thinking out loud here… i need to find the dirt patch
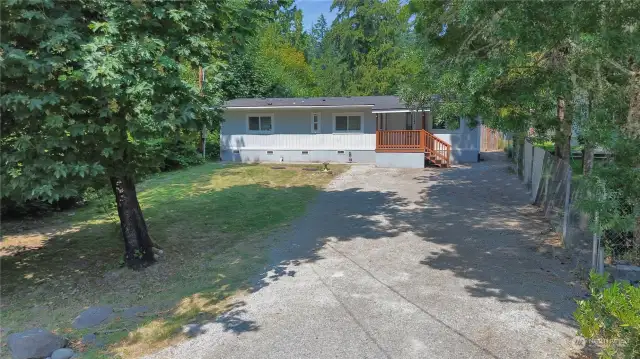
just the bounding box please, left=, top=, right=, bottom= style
left=1, top=225, right=82, bottom=256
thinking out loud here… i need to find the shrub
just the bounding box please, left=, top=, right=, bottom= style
left=205, top=127, right=221, bottom=160
left=1, top=196, right=84, bottom=218
left=574, top=271, right=640, bottom=359
left=162, top=139, right=204, bottom=171
left=506, top=144, right=514, bottom=158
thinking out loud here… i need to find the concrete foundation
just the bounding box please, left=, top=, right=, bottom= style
left=221, top=149, right=375, bottom=164
left=375, top=152, right=425, bottom=168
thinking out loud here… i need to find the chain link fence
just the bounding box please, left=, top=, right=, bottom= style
left=509, top=139, right=640, bottom=282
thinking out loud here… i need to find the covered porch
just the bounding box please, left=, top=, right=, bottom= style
left=373, top=110, right=451, bottom=167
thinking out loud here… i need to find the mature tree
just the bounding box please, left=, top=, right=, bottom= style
left=312, top=14, right=328, bottom=46
left=222, top=53, right=273, bottom=99
left=321, top=0, right=412, bottom=95
left=408, top=0, right=640, bottom=247
left=247, top=5, right=317, bottom=97
left=309, top=14, right=329, bottom=60
left=1, top=0, right=266, bottom=267
left=578, top=0, right=640, bottom=245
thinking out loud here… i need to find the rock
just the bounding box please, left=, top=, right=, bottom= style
left=51, top=348, right=75, bottom=359
left=122, top=306, right=149, bottom=319
left=72, top=306, right=113, bottom=329
left=81, top=333, right=96, bottom=345
left=7, top=328, right=66, bottom=359
left=611, top=264, right=640, bottom=283
left=182, top=324, right=202, bottom=338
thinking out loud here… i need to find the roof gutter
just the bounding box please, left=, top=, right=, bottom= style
left=372, top=109, right=430, bottom=114
left=223, top=105, right=375, bottom=110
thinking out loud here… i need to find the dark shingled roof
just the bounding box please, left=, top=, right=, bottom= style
left=224, top=96, right=408, bottom=111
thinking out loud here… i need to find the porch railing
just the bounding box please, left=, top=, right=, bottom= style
left=375, top=130, right=423, bottom=151
left=423, top=130, right=451, bottom=164
left=376, top=129, right=451, bottom=165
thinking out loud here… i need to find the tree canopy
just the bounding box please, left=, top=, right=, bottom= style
left=1, top=0, right=279, bottom=266
left=407, top=0, right=639, bottom=244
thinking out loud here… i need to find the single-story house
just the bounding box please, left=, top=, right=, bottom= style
left=220, top=96, right=481, bottom=168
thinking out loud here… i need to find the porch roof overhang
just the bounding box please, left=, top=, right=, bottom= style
left=372, top=109, right=431, bottom=114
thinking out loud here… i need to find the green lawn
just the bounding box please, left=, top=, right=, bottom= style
left=533, top=140, right=556, bottom=153
left=1, top=163, right=347, bottom=358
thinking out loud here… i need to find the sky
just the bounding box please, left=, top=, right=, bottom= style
left=294, top=0, right=337, bottom=30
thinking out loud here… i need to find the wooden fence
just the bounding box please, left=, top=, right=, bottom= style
left=481, top=125, right=507, bottom=152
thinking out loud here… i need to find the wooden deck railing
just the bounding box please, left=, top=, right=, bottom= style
left=423, top=130, right=451, bottom=164
left=376, top=130, right=423, bottom=151
left=376, top=129, right=451, bottom=165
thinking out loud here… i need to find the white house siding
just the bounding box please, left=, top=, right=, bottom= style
left=428, top=118, right=480, bottom=163
left=221, top=134, right=375, bottom=151
left=219, top=107, right=480, bottom=165
left=220, top=108, right=377, bottom=163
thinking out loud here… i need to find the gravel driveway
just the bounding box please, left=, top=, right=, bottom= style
left=148, top=154, right=583, bottom=359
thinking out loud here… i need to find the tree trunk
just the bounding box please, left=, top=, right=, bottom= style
left=635, top=216, right=640, bottom=250
left=580, top=96, right=594, bottom=230
left=110, top=176, right=156, bottom=269
left=627, top=69, right=640, bottom=247
left=582, top=144, right=594, bottom=176
left=555, top=96, right=572, bottom=159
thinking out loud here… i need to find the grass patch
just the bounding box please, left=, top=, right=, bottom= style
left=1, top=163, right=347, bottom=358
left=532, top=140, right=556, bottom=153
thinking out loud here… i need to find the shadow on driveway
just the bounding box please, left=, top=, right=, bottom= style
left=250, top=154, right=582, bottom=328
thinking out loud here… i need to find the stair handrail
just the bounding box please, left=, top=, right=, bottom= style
left=421, top=129, right=451, bottom=164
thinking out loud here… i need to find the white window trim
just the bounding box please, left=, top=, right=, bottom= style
left=246, top=113, right=275, bottom=134
left=429, top=117, right=464, bottom=134
left=311, top=112, right=321, bottom=134
left=332, top=112, right=364, bottom=133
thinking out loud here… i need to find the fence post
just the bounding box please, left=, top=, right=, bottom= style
left=592, top=211, right=600, bottom=271
left=529, top=142, right=535, bottom=188
left=597, top=246, right=605, bottom=275
left=592, top=232, right=599, bottom=270
left=562, top=166, right=572, bottom=244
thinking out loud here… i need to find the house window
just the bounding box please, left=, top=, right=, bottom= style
left=247, top=114, right=273, bottom=133
left=405, top=113, right=413, bottom=130
left=334, top=113, right=362, bottom=132
left=311, top=113, right=321, bottom=133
